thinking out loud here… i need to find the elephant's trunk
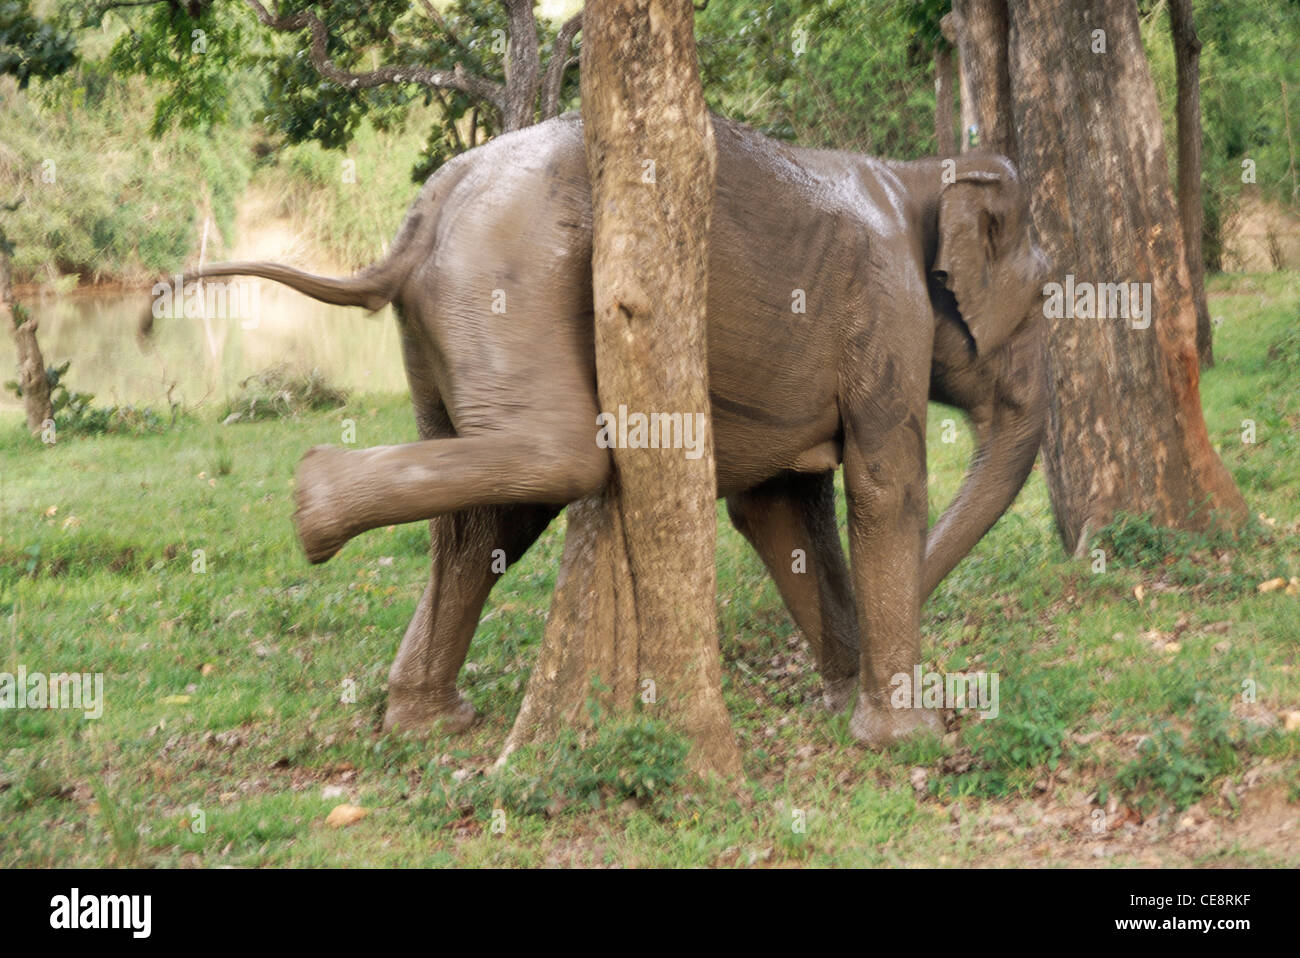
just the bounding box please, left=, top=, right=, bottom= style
left=922, top=323, right=1046, bottom=601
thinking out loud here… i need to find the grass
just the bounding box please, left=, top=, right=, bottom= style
left=0, top=272, right=1297, bottom=867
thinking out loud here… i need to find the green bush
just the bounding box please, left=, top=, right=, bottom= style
left=418, top=714, right=691, bottom=829
left=940, top=681, right=1091, bottom=798
left=220, top=365, right=349, bottom=423
left=4, top=356, right=174, bottom=436
left=1112, top=691, right=1275, bottom=813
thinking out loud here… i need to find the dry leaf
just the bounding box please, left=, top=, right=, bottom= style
left=161, top=694, right=191, bottom=705
left=1258, top=577, right=1287, bottom=593
left=326, top=804, right=368, bottom=828
left=1283, top=711, right=1300, bottom=732
left=1134, top=585, right=1146, bottom=602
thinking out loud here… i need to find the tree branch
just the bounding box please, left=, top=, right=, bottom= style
left=241, top=0, right=504, bottom=112
left=541, top=12, right=582, bottom=119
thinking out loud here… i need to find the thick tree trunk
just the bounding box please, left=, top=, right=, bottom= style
left=934, top=42, right=956, bottom=156
left=950, top=0, right=1016, bottom=160
left=998, top=0, right=1246, bottom=554
left=501, top=0, right=741, bottom=777
left=1169, top=0, right=1213, bottom=367
left=3, top=253, right=52, bottom=436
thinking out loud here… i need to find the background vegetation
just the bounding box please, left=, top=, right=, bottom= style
left=1, top=0, right=1294, bottom=284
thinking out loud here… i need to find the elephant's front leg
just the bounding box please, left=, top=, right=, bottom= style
left=842, top=408, right=943, bottom=747
left=726, top=471, right=859, bottom=712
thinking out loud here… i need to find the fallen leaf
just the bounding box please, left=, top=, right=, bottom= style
left=1283, top=711, right=1300, bottom=732
left=1134, top=585, right=1146, bottom=602
left=1258, top=577, right=1287, bottom=593
left=326, top=804, right=368, bottom=828
left=161, top=694, right=192, bottom=705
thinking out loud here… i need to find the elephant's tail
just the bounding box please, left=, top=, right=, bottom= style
left=136, top=161, right=464, bottom=338
left=137, top=235, right=416, bottom=337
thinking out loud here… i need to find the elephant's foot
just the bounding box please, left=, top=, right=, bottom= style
left=293, top=445, right=362, bottom=563
left=382, top=686, right=478, bottom=735
left=848, top=692, right=943, bottom=748
left=822, top=674, right=858, bottom=714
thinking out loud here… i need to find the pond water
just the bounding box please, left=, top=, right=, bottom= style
left=1, top=283, right=409, bottom=414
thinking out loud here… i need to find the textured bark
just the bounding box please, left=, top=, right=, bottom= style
left=934, top=42, right=956, bottom=156
left=3, top=253, right=52, bottom=436
left=1169, top=0, right=1213, bottom=367
left=999, top=0, right=1246, bottom=554
left=951, top=0, right=1016, bottom=159
left=502, top=0, right=542, bottom=131
left=502, top=0, right=740, bottom=777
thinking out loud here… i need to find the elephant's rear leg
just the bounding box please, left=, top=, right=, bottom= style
left=726, top=471, right=860, bottom=713
left=384, top=503, right=557, bottom=733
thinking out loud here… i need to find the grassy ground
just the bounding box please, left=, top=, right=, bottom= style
left=1, top=272, right=1297, bottom=867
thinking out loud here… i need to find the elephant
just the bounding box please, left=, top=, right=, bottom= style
left=163, top=112, right=1049, bottom=747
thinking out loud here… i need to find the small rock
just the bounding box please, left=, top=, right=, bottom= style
left=1283, top=710, right=1300, bottom=732
left=322, top=785, right=347, bottom=800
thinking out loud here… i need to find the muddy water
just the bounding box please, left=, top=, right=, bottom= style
left=1, top=283, right=408, bottom=413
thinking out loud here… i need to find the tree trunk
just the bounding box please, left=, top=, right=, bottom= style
left=950, top=0, right=1016, bottom=159
left=2, top=252, right=52, bottom=436
left=502, top=0, right=541, bottom=131
left=1169, top=0, right=1213, bottom=367
left=501, top=0, right=741, bottom=778
left=997, top=0, right=1246, bottom=554
left=934, top=42, right=956, bottom=156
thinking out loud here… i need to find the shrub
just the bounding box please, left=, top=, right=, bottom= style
left=417, top=714, right=690, bottom=829
left=220, top=364, right=348, bottom=422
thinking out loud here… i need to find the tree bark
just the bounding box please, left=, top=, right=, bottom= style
left=501, top=0, right=741, bottom=777
left=1169, top=0, right=1213, bottom=367
left=3, top=252, right=52, bottom=436
left=934, top=41, right=956, bottom=156
left=997, top=0, right=1246, bottom=554
left=502, top=0, right=542, bottom=131
left=950, top=0, right=1016, bottom=159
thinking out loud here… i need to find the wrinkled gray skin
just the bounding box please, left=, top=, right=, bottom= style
left=179, top=113, right=1048, bottom=747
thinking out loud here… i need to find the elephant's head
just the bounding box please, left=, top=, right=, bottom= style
left=923, top=154, right=1050, bottom=598
left=932, top=154, right=1048, bottom=357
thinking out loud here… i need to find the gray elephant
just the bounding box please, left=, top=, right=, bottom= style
left=167, top=113, right=1048, bottom=747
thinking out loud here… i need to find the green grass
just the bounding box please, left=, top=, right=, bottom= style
left=1, top=272, right=1298, bottom=867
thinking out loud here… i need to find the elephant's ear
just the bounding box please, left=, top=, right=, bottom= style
left=933, top=169, right=1017, bottom=357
